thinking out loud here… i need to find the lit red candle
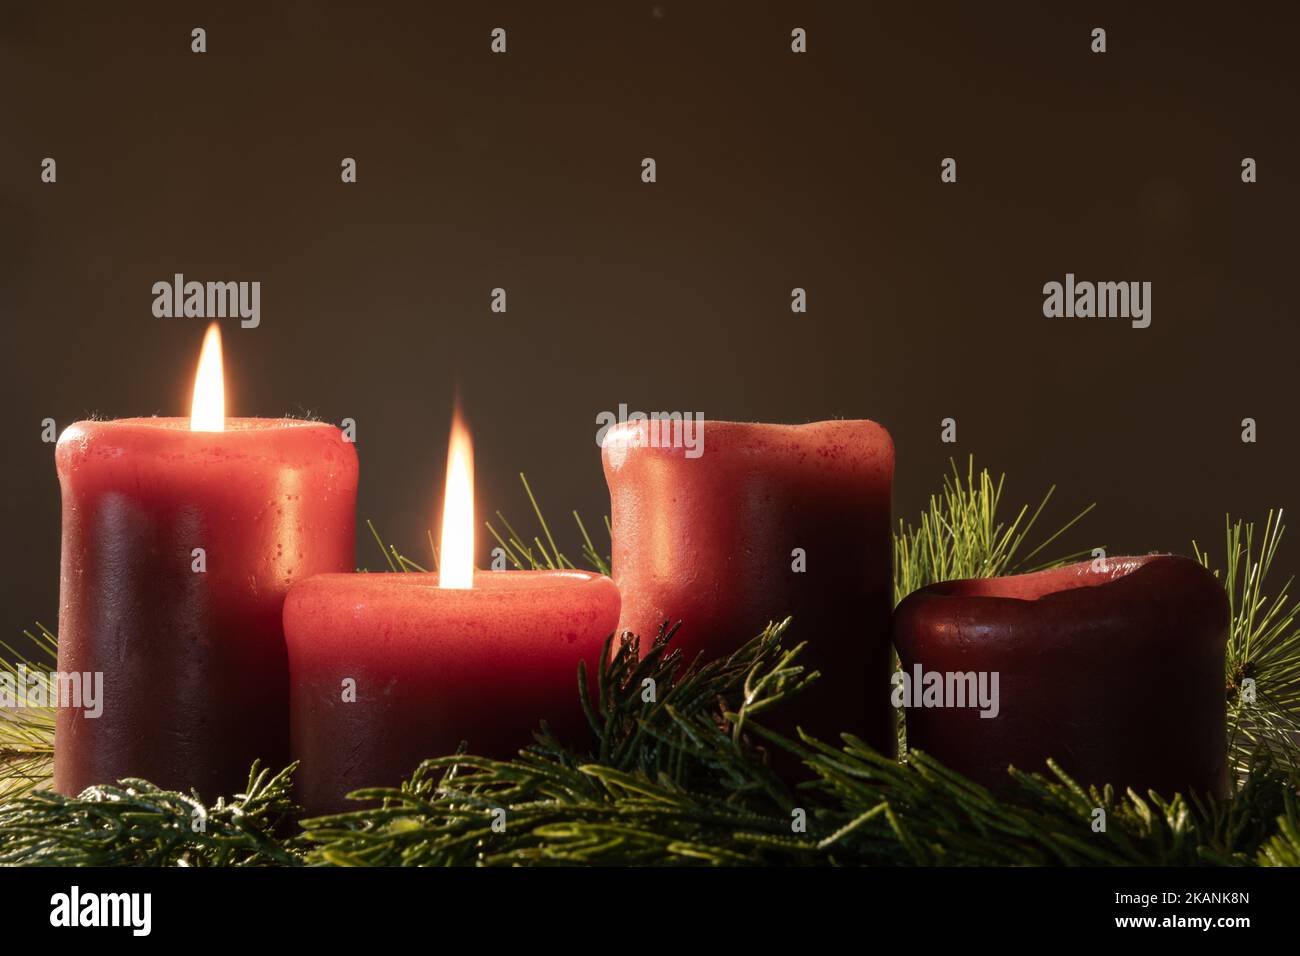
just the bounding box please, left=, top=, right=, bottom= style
left=601, top=418, right=895, bottom=755
left=54, top=325, right=358, bottom=797
left=892, top=555, right=1229, bottom=795
left=284, top=411, right=620, bottom=816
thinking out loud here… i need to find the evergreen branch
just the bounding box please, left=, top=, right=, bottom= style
left=1195, top=511, right=1300, bottom=778
left=294, top=629, right=1299, bottom=867
left=0, top=625, right=58, bottom=799
left=892, top=456, right=1096, bottom=606
left=1257, top=792, right=1300, bottom=866
left=0, top=762, right=301, bottom=866
left=485, top=474, right=609, bottom=573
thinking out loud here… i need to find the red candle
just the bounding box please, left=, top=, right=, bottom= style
left=53, top=325, right=358, bottom=798
left=284, top=411, right=620, bottom=816
left=601, top=418, right=895, bottom=755
left=892, top=555, right=1229, bottom=795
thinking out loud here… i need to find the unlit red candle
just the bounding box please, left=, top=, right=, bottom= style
left=602, top=418, right=896, bottom=755
left=892, top=554, right=1229, bottom=795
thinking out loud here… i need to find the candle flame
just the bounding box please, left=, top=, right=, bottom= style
left=190, top=323, right=225, bottom=431
left=438, top=407, right=475, bottom=589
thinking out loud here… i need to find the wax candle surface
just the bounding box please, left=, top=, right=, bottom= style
left=602, top=419, right=895, bottom=755
left=54, top=418, right=358, bottom=798
left=284, top=570, right=620, bottom=816
left=892, top=555, right=1229, bottom=795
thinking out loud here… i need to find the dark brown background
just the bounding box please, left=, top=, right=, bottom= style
left=2, top=2, right=1297, bottom=647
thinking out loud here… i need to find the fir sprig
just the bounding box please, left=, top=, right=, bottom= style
left=0, top=625, right=57, bottom=799
left=0, top=762, right=299, bottom=866
left=294, top=628, right=1298, bottom=867
left=1257, top=792, right=1300, bottom=866
left=1196, top=512, right=1300, bottom=778
left=893, top=457, right=1096, bottom=605
left=486, top=473, right=611, bottom=575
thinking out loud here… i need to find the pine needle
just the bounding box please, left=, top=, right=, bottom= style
left=1195, top=511, right=1300, bottom=779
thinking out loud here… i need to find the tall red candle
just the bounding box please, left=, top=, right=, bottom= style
left=284, top=409, right=620, bottom=816
left=53, top=326, right=358, bottom=797
left=602, top=418, right=895, bottom=755
left=892, top=555, right=1229, bottom=795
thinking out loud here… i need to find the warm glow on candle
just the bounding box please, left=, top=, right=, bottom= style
left=190, top=323, right=225, bottom=432
left=438, top=408, right=475, bottom=589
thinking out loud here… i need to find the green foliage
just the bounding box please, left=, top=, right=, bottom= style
left=297, top=627, right=1298, bottom=867
left=486, top=473, right=610, bottom=575
left=0, top=762, right=298, bottom=866
left=893, top=457, right=1096, bottom=606
left=1196, top=512, right=1300, bottom=778
left=1256, top=793, right=1300, bottom=866
left=0, top=625, right=57, bottom=799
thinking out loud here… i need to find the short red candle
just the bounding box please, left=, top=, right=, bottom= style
left=602, top=418, right=895, bottom=755
left=892, top=555, right=1229, bottom=795
left=283, top=571, right=620, bottom=816
left=54, top=417, right=358, bottom=798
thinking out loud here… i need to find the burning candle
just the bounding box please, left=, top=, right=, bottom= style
left=284, top=410, right=620, bottom=816
left=601, top=418, right=896, bottom=755
left=892, top=555, right=1229, bottom=795
left=53, top=324, right=358, bottom=797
